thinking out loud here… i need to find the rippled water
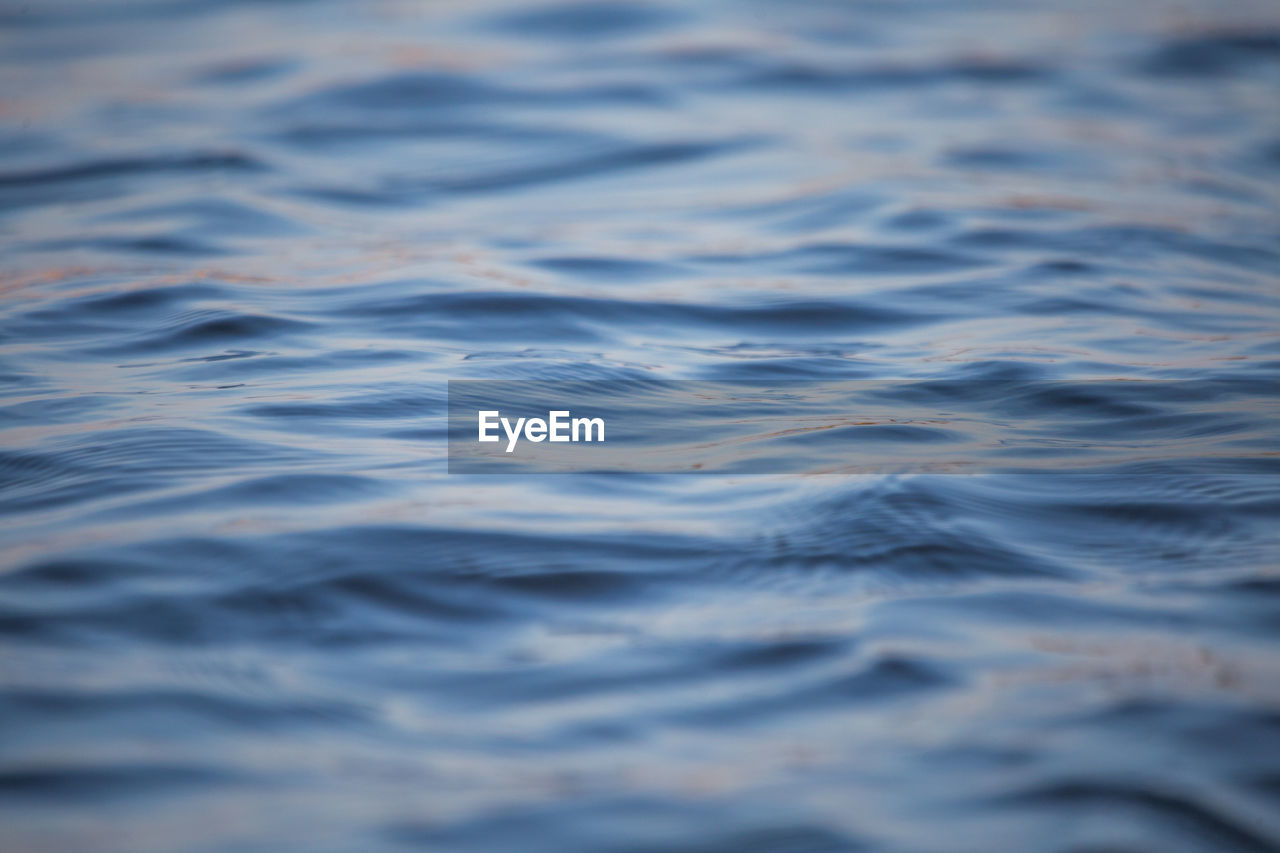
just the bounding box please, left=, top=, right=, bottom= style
left=3, top=0, right=1280, bottom=850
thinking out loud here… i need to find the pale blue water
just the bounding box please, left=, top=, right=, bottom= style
left=2, top=0, right=1280, bottom=850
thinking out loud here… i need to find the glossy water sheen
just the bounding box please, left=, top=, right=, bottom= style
left=2, top=1, right=1280, bottom=851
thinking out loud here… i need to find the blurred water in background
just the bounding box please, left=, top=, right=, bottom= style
left=2, top=0, right=1280, bottom=850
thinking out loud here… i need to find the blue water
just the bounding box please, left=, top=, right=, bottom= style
left=2, top=0, right=1280, bottom=850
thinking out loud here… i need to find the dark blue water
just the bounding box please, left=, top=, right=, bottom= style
left=3, top=0, right=1280, bottom=850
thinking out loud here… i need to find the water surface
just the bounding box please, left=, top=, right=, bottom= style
left=2, top=0, right=1280, bottom=850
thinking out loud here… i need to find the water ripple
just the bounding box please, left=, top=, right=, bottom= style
left=2, top=0, right=1279, bottom=850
